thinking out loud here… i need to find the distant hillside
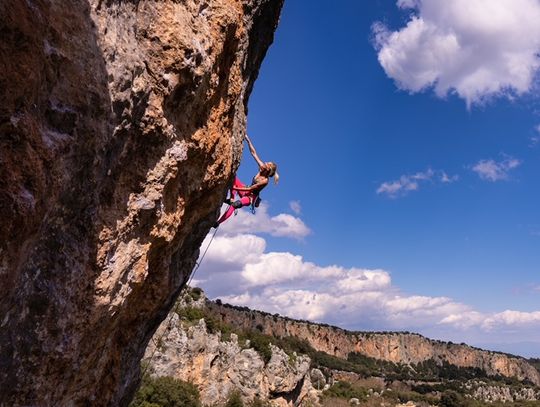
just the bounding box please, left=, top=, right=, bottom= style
left=137, top=288, right=540, bottom=407
left=207, top=297, right=540, bottom=386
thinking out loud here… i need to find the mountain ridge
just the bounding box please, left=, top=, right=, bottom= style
left=139, top=288, right=540, bottom=406
left=205, top=296, right=540, bottom=385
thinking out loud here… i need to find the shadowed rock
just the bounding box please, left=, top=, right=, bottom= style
left=0, top=0, right=283, bottom=405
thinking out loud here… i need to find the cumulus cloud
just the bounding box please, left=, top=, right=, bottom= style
left=197, top=228, right=540, bottom=336
left=195, top=200, right=540, bottom=348
left=289, top=200, right=302, bottom=215
left=377, top=168, right=457, bottom=198
left=441, top=310, right=540, bottom=331
left=530, top=125, right=540, bottom=147
left=373, top=0, right=540, bottom=106
left=471, top=156, right=521, bottom=181
left=441, top=172, right=459, bottom=183
left=202, top=234, right=267, bottom=271
left=482, top=310, right=540, bottom=331
left=335, top=269, right=392, bottom=293
left=439, top=312, right=485, bottom=329
left=218, top=202, right=310, bottom=239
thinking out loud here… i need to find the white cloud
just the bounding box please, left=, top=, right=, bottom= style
left=335, top=269, right=391, bottom=292
left=444, top=309, right=540, bottom=331
left=196, top=200, right=540, bottom=349
left=207, top=244, right=540, bottom=336
left=439, top=312, right=485, bottom=329
left=289, top=200, right=302, bottom=215
left=482, top=310, right=540, bottom=331
left=471, top=156, right=521, bottom=181
left=377, top=168, right=457, bottom=198
left=198, top=228, right=540, bottom=336
left=202, top=234, right=266, bottom=270
left=218, top=202, right=310, bottom=239
left=441, top=172, right=459, bottom=183
left=530, top=125, right=540, bottom=147
left=374, top=0, right=540, bottom=106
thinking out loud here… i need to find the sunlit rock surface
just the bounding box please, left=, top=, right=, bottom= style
left=146, top=316, right=317, bottom=406
left=205, top=300, right=540, bottom=386
left=0, top=0, right=283, bottom=405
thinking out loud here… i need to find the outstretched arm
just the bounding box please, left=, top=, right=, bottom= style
left=245, top=134, right=264, bottom=168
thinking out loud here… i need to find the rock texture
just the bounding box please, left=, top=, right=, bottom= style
left=206, top=302, right=540, bottom=385
left=469, top=381, right=540, bottom=403
left=0, top=0, right=283, bottom=405
left=145, top=316, right=318, bottom=406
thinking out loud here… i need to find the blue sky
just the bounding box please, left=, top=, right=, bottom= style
left=198, top=0, right=540, bottom=357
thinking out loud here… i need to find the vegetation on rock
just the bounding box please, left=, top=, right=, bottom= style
left=147, top=291, right=540, bottom=407
left=130, top=375, right=201, bottom=407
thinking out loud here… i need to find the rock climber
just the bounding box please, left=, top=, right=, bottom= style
left=214, top=134, right=279, bottom=227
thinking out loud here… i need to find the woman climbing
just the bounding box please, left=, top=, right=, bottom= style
left=214, top=134, right=279, bottom=227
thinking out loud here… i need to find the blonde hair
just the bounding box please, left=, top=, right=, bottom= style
left=274, top=170, right=280, bottom=184
left=269, top=162, right=279, bottom=184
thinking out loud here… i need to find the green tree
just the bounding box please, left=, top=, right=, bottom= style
left=249, top=397, right=270, bottom=407
left=224, top=390, right=244, bottom=407
left=130, top=375, right=201, bottom=407
left=440, top=390, right=467, bottom=407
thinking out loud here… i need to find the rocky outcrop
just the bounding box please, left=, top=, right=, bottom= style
left=207, top=302, right=540, bottom=385
left=467, top=380, right=540, bottom=403
left=145, top=316, right=318, bottom=406
left=0, top=0, right=283, bottom=405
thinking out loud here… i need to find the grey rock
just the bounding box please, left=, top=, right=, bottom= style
left=145, top=310, right=320, bottom=406
left=310, top=368, right=326, bottom=389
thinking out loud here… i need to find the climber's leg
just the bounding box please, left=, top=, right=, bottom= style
left=215, top=196, right=251, bottom=226
left=225, top=177, right=246, bottom=204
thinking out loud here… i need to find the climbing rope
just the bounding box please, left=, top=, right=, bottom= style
left=187, top=224, right=219, bottom=287
left=140, top=224, right=221, bottom=378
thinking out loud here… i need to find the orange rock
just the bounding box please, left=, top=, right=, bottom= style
left=0, top=0, right=283, bottom=405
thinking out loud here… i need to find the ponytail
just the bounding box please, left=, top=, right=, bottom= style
left=268, top=162, right=279, bottom=184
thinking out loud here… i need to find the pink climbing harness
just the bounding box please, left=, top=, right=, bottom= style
left=216, top=177, right=260, bottom=225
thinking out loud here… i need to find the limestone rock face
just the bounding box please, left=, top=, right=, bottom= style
left=206, top=302, right=540, bottom=385
left=145, top=317, right=317, bottom=406
left=469, top=381, right=540, bottom=403
left=0, top=0, right=283, bottom=405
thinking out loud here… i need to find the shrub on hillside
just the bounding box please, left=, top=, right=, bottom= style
left=249, top=397, right=271, bottom=407
left=176, top=306, right=205, bottom=324
left=322, top=381, right=367, bottom=401
left=527, top=358, right=540, bottom=377
left=224, top=390, right=244, bottom=407
left=239, top=330, right=273, bottom=363
left=130, top=375, right=201, bottom=407
left=190, top=287, right=203, bottom=301
left=439, top=390, right=467, bottom=407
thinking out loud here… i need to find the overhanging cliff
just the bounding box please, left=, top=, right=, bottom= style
left=0, top=0, right=283, bottom=405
